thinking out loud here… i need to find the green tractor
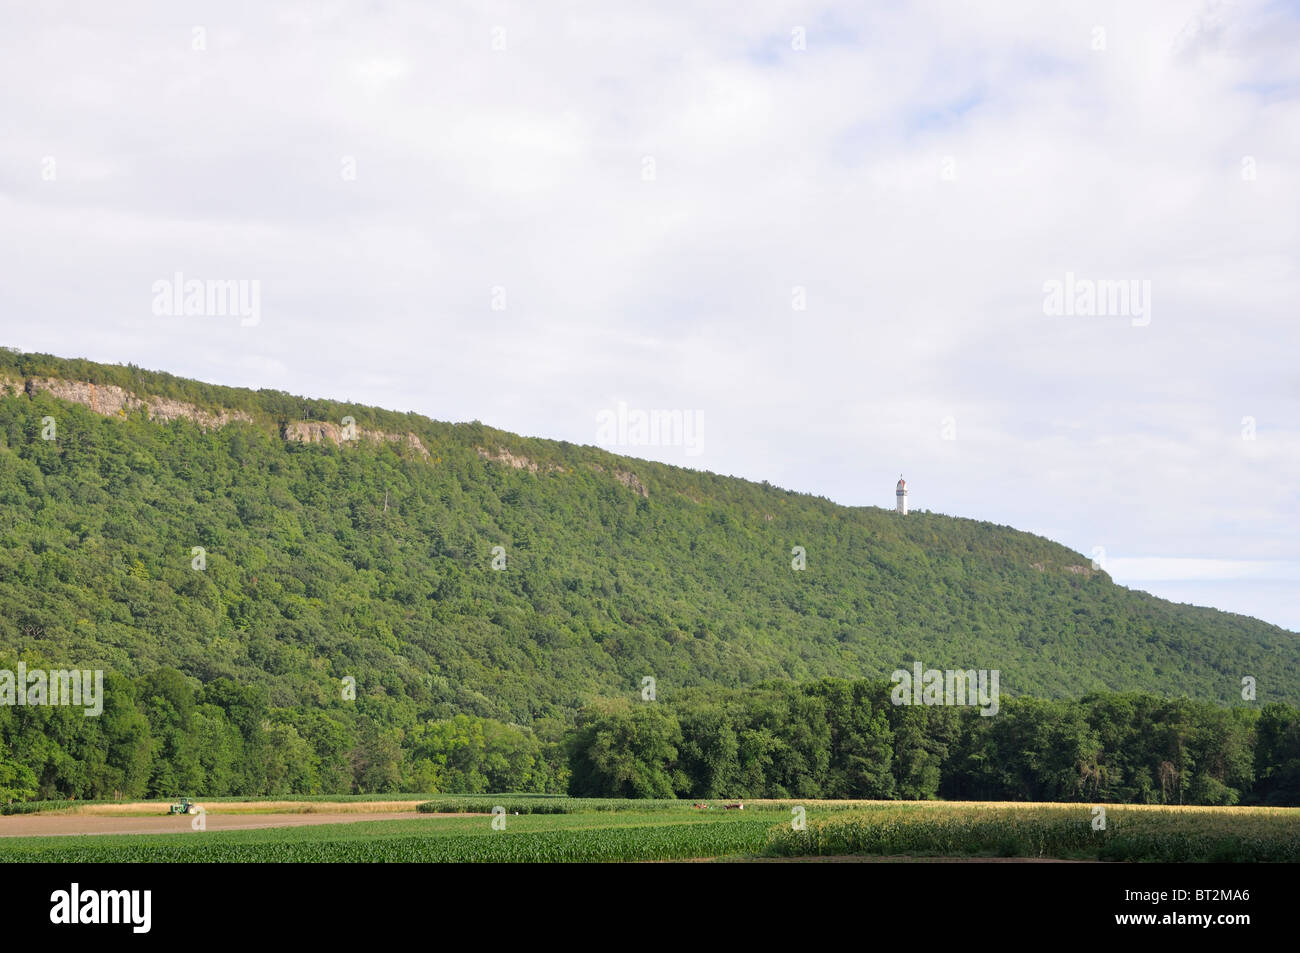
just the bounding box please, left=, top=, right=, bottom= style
left=168, top=796, right=200, bottom=816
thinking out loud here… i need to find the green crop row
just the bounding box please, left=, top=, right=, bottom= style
left=0, top=819, right=773, bottom=863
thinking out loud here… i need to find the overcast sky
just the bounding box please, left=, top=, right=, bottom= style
left=1, top=1, right=1297, bottom=631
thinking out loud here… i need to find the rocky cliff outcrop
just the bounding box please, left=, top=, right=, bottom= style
left=15, top=375, right=431, bottom=457
left=613, top=469, right=649, bottom=498
left=476, top=446, right=564, bottom=473
left=23, top=378, right=253, bottom=430
left=587, top=462, right=649, bottom=497
left=148, top=396, right=253, bottom=430
left=283, top=419, right=430, bottom=458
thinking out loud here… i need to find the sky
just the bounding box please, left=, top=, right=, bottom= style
left=1, top=1, right=1297, bottom=631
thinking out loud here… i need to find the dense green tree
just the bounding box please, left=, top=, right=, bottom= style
left=676, top=703, right=741, bottom=798
left=138, top=668, right=205, bottom=795
left=568, top=704, right=685, bottom=798
left=1254, top=703, right=1300, bottom=805
left=351, top=724, right=403, bottom=794
left=887, top=700, right=958, bottom=799
left=0, top=754, right=37, bottom=803
left=406, top=714, right=546, bottom=793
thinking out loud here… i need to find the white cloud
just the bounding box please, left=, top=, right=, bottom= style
left=1109, top=558, right=1300, bottom=582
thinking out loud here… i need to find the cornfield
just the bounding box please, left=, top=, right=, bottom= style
left=763, top=803, right=1300, bottom=862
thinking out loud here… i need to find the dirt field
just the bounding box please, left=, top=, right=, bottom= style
left=50, top=800, right=431, bottom=816
left=0, top=811, right=475, bottom=837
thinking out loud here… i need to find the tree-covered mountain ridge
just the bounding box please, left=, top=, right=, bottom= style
left=2, top=348, right=1296, bottom=724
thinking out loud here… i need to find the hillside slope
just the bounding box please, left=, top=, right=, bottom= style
left=1, top=349, right=1296, bottom=724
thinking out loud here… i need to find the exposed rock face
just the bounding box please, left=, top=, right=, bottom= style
left=17, top=376, right=427, bottom=456
left=389, top=431, right=430, bottom=457
left=283, top=420, right=342, bottom=444
left=23, top=378, right=253, bottom=430
left=478, top=446, right=538, bottom=472
left=476, top=446, right=562, bottom=473
left=284, top=419, right=430, bottom=458
left=1033, top=562, right=1098, bottom=577
left=26, top=378, right=144, bottom=417
left=143, top=396, right=253, bottom=429
left=613, top=469, right=649, bottom=498
left=586, top=461, right=649, bottom=497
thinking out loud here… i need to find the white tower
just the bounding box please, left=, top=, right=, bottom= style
left=895, top=475, right=908, bottom=514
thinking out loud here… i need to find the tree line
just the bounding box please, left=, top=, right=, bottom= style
left=568, top=680, right=1298, bottom=805
left=3, top=668, right=1297, bottom=806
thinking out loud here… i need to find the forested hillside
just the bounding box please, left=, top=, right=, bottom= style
left=1, top=349, right=1297, bottom=800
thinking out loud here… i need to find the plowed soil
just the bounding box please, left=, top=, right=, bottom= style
left=0, top=811, right=475, bottom=837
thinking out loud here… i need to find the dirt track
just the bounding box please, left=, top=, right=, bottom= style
left=53, top=800, right=430, bottom=816
left=0, top=811, right=475, bottom=837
